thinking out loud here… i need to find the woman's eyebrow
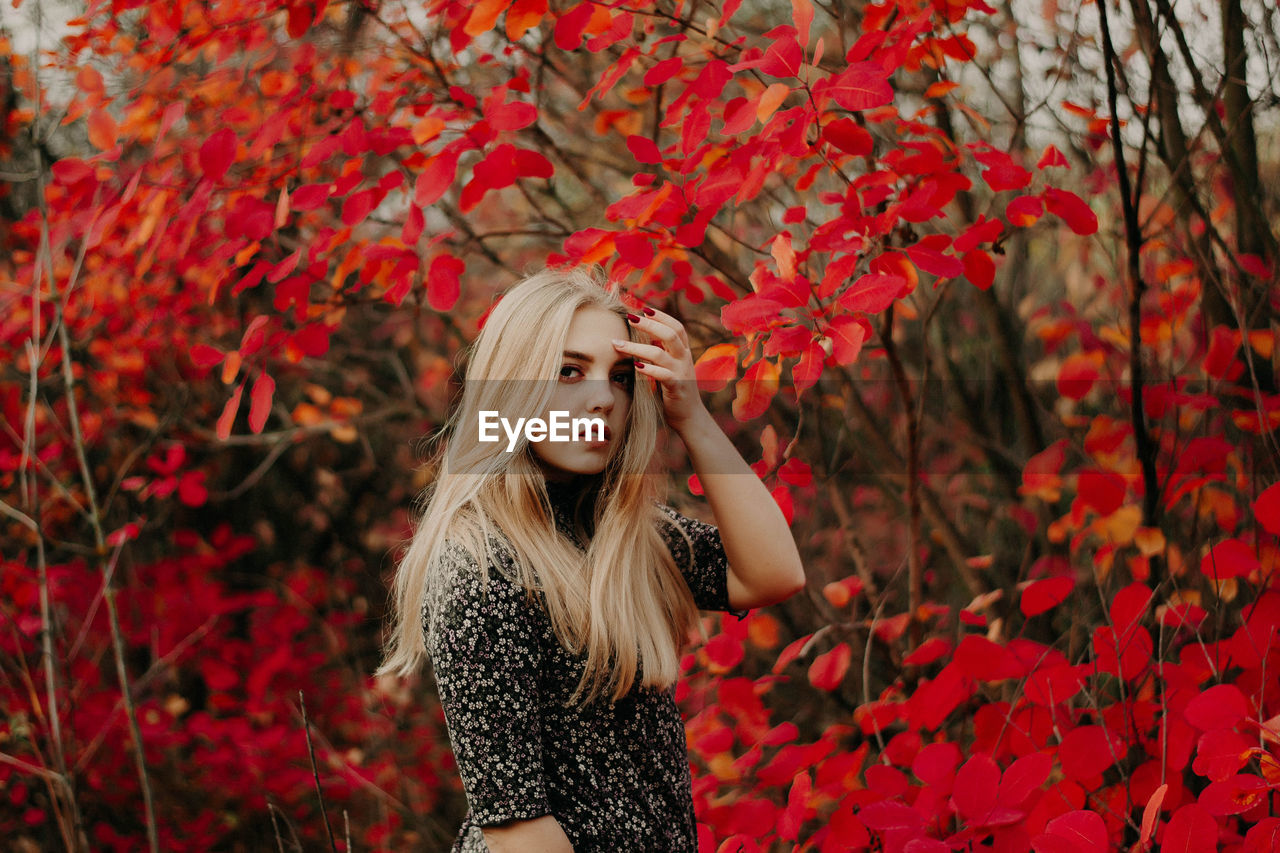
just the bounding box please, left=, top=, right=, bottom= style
left=563, top=349, right=594, bottom=363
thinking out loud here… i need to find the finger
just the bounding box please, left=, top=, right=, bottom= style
left=613, top=338, right=678, bottom=368
left=627, top=310, right=688, bottom=352
left=640, top=305, right=691, bottom=348
left=634, top=361, right=676, bottom=383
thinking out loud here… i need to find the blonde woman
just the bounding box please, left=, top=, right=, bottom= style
left=380, top=267, right=804, bottom=852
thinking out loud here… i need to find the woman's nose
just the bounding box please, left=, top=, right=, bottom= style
left=584, top=378, right=614, bottom=414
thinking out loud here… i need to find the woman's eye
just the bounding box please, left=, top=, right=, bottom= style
left=612, top=371, right=634, bottom=390
left=559, top=365, right=583, bottom=381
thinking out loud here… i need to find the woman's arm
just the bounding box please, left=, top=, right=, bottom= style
left=672, top=406, right=806, bottom=610
left=482, top=815, right=575, bottom=853
left=614, top=310, right=806, bottom=611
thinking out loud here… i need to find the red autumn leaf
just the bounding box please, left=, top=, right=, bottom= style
left=248, top=371, right=275, bottom=434
left=1057, top=351, right=1101, bottom=400
left=1109, top=581, right=1153, bottom=637
left=838, top=273, right=903, bottom=314
left=1252, top=482, right=1280, bottom=535
left=1060, top=725, right=1123, bottom=781
left=793, top=342, right=823, bottom=392
left=1005, top=194, right=1043, bottom=226
left=760, top=35, right=802, bottom=78
left=902, top=637, right=951, bottom=666
left=771, top=484, right=794, bottom=523
left=1161, top=803, right=1218, bottom=851
left=1243, top=818, right=1280, bottom=851
left=777, top=458, right=812, bottom=487
left=52, top=157, right=95, bottom=185
left=1035, top=810, right=1107, bottom=853
left=427, top=254, right=464, bottom=312
left=644, top=56, right=683, bottom=87
left=216, top=382, right=244, bottom=440
left=614, top=232, right=653, bottom=267
left=1043, top=187, right=1098, bottom=235
left=732, top=358, right=779, bottom=421
left=414, top=151, right=459, bottom=207
left=807, top=642, right=851, bottom=690
left=824, top=62, right=893, bottom=111
left=974, top=147, right=1032, bottom=192
left=705, top=633, right=744, bottom=669
left=951, top=752, right=1000, bottom=823
left=906, top=235, right=964, bottom=278
left=402, top=204, right=425, bottom=245
left=826, top=316, right=867, bottom=365
left=1184, top=683, right=1249, bottom=731
left=823, top=117, right=873, bottom=157
left=962, top=249, right=995, bottom=290
left=177, top=471, right=207, bottom=507
left=199, top=129, right=237, bottom=182
left=772, top=633, right=811, bottom=673
left=828, top=802, right=871, bottom=847
left=553, top=1, right=593, bottom=50
left=189, top=344, right=224, bottom=368
left=1020, top=576, right=1074, bottom=617
left=1038, top=144, right=1068, bottom=169
left=721, top=295, right=785, bottom=334
left=955, top=215, right=1004, bottom=252
left=694, top=343, right=738, bottom=392
left=513, top=148, right=553, bottom=179
left=997, top=751, right=1052, bottom=807
left=911, top=742, right=961, bottom=786
left=341, top=188, right=378, bottom=226
left=1199, top=538, right=1259, bottom=580
left=626, top=134, right=663, bottom=164
left=1200, top=774, right=1268, bottom=817
left=1076, top=469, right=1127, bottom=516
left=291, top=182, right=331, bottom=210
left=1193, top=728, right=1254, bottom=780
left=487, top=100, right=538, bottom=131
left=778, top=770, right=811, bottom=840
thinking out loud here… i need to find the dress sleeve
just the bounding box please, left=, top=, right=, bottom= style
left=425, top=541, right=551, bottom=826
left=656, top=503, right=749, bottom=619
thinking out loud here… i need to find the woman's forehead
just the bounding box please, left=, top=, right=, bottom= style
left=563, top=305, right=628, bottom=356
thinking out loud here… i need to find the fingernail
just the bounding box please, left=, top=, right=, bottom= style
left=642, top=306, right=656, bottom=316
left=612, top=339, right=626, bottom=347
left=627, top=313, right=641, bottom=323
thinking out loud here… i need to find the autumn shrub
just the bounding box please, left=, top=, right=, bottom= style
left=1, top=0, right=1278, bottom=851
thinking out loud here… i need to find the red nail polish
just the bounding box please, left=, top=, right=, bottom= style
left=627, top=313, right=641, bottom=323
left=642, top=306, right=656, bottom=316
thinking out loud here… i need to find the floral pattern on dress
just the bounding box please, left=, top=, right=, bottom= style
left=424, top=497, right=744, bottom=852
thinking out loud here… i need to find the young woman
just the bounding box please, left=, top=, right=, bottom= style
left=380, top=267, right=805, bottom=852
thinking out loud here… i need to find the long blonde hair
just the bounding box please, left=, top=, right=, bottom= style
left=379, top=267, right=701, bottom=703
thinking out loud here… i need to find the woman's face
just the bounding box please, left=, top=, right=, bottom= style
left=532, top=305, right=635, bottom=481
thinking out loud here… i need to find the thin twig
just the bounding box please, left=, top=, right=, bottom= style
left=300, top=691, right=339, bottom=853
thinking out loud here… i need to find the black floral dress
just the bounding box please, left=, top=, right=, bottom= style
left=424, top=493, right=746, bottom=852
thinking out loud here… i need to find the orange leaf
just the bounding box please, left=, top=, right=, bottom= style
left=924, top=80, right=959, bottom=98
left=464, top=0, right=512, bottom=36
left=87, top=108, right=117, bottom=150
left=694, top=343, right=739, bottom=392
left=505, top=0, right=547, bottom=40
left=732, top=358, right=779, bottom=421
left=757, top=82, right=790, bottom=123
left=216, top=383, right=244, bottom=440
